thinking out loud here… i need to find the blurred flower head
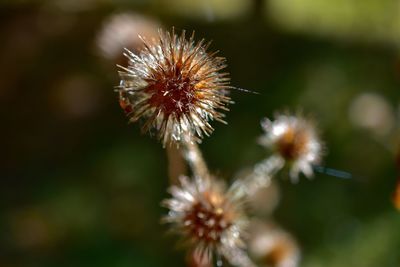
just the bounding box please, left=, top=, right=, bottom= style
left=96, top=12, right=160, bottom=64
left=249, top=221, right=300, bottom=267
left=117, top=29, right=231, bottom=146
left=349, top=92, right=395, bottom=137
left=259, top=114, right=322, bottom=181
left=162, top=176, right=252, bottom=267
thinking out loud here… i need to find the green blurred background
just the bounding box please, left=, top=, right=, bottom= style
left=1, top=0, right=400, bottom=266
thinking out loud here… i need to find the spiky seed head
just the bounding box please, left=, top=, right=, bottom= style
left=162, top=176, right=253, bottom=267
left=259, top=114, right=322, bottom=181
left=117, top=29, right=231, bottom=146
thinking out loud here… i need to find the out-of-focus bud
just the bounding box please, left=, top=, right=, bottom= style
left=96, top=12, right=160, bottom=65
left=249, top=220, right=300, bottom=267
left=349, top=93, right=395, bottom=137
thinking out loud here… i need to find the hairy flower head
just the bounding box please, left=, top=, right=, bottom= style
left=259, top=114, right=322, bottom=181
left=117, top=29, right=231, bottom=146
left=162, top=176, right=254, bottom=267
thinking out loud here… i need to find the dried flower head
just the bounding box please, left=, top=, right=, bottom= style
left=162, top=176, right=254, bottom=267
left=259, top=114, right=322, bottom=181
left=117, top=29, right=231, bottom=146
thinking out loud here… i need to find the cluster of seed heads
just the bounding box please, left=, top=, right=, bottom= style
left=116, top=29, right=323, bottom=267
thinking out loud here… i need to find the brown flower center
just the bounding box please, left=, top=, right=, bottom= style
left=263, top=242, right=290, bottom=267
left=146, top=66, right=198, bottom=117
left=184, top=201, right=231, bottom=244
left=277, top=127, right=308, bottom=161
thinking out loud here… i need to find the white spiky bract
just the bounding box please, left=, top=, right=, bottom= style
left=117, top=29, right=231, bottom=146
left=162, top=176, right=255, bottom=267
left=259, top=114, right=322, bottom=182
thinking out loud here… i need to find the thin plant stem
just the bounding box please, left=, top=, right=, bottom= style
left=166, top=145, right=187, bottom=184
left=181, top=134, right=211, bottom=182
left=229, top=155, right=285, bottom=201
